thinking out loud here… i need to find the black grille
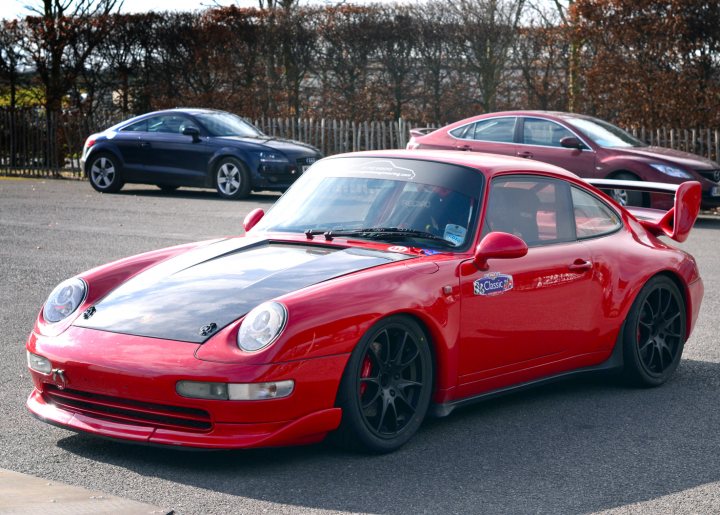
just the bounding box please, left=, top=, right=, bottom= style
left=44, top=385, right=212, bottom=432
left=696, top=169, right=720, bottom=183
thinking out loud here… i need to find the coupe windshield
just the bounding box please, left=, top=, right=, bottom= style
left=252, top=157, right=483, bottom=249
left=194, top=112, right=264, bottom=138
left=566, top=117, right=646, bottom=148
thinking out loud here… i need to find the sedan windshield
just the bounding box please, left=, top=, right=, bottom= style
left=194, top=112, right=264, bottom=138
left=252, top=157, right=482, bottom=249
left=566, top=116, right=646, bottom=148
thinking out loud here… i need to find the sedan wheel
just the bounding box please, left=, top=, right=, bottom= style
left=215, top=158, right=251, bottom=199
left=332, top=316, right=433, bottom=453
left=607, top=172, right=647, bottom=207
left=88, top=154, right=124, bottom=193
left=623, top=276, right=686, bottom=387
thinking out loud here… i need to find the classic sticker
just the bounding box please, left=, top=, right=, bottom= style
left=474, top=273, right=514, bottom=296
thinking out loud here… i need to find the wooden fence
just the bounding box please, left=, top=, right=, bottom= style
left=0, top=107, right=718, bottom=178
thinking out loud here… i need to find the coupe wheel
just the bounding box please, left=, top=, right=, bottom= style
left=623, top=276, right=686, bottom=387
left=332, top=316, right=433, bottom=453
left=88, top=153, right=124, bottom=193
left=607, top=172, right=647, bottom=207
left=215, top=158, right=251, bottom=199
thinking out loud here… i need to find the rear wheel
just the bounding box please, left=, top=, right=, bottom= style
left=623, top=276, right=686, bottom=387
left=331, top=316, right=433, bottom=453
left=88, top=153, right=124, bottom=193
left=215, top=157, right=251, bottom=199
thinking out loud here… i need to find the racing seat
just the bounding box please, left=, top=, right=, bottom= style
left=486, top=186, right=539, bottom=244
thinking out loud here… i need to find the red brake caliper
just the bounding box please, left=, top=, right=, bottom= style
left=359, top=356, right=373, bottom=396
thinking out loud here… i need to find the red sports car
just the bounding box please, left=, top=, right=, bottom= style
left=407, top=111, right=720, bottom=209
left=26, top=150, right=703, bottom=453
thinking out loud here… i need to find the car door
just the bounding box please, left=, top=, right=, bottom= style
left=517, top=117, right=597, bottom=177
left=141, top=114, right=214, bottom=186
left=449, top=116, right=520, bottom=157
left=457, top=175, right=606, bottom=397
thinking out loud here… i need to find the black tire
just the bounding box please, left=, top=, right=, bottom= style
left=87, top=153, right=124, bottom=193
left=622, top=276, right=686, bottom=387
left=157, top=184, right=179, bottom=192
left=606, top=172, right=648, bottom=207
left=214, top=157, right=251, bottom=199
left=331, top=315, right=433, bottom=453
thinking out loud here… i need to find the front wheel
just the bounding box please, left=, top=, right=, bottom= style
left=331, top=316, right=433, bottom=453
left=606, top=172, right=647, bottom=207
left=88, top=153, right=124, bottom=193
left=215, top=158, right=251, bottom=199
left=623, top=276, right=686, bottom=387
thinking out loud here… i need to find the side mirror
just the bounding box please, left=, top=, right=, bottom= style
left=473, top=232, right=528, bottom=270
left=559, top=136, right=583, bottom=150
left=182, top=126, right=201, bottom=142
left=243, top=208, right=265, bottom=232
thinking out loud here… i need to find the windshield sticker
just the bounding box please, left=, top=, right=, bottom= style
left=474, top=273, right=514, bottom=296
left=387, top=245, right=409, bottom=253
left=354, top=160, right=416, bottom=180
left=443, top=224, right=466, bottom=246
left=422, top=249, right=441, bottom=256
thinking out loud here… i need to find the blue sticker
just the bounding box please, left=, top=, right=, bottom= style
left=474, top=273, right=514, bottom=296
left=422, top=249, right=441, bottom=256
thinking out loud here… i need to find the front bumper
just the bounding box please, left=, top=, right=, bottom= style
left=26, top=327, right=347, bottom=449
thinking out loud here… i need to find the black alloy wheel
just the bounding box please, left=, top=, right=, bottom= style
left=623, top=276, right=686, bottom=387
left=88, top=153, right=124, bottom=193
left=332, top=315, right=433, bottom=453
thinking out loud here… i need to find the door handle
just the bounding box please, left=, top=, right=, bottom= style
left=516, top=151, right=533, bottom=159
left=139, top=141, right=150, bottom=148
left=456, top=145, right=471, bottom=151
left=568, top=259, right=593, bottom=272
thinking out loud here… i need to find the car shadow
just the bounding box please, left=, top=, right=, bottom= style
left=56, top=358, right=720, bottom=514
left=116, top=187, right=281, bottom=205
left=694, top=215, right=720, bottom=230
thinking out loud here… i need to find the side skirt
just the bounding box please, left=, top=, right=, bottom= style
left=430, top=329, right=625, bottom=418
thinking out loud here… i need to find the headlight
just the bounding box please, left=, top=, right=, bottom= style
left=258, top=151, right=288, bottom=164
left=43, top=278, right=87, bottom=323
left=650, top=163, right=693, bottom=179
left=237, top=301, right=287, bottom=352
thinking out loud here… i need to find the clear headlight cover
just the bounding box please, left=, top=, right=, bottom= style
left=237, top=301, right=287, bottom=352
left=43, top=277, right=87, bottom=323
left=258, top=151, right=288, bottom=163
left=650, top=163, right=693, bottom=179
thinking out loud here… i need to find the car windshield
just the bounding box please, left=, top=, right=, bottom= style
left=252, top=157, right=483, bottom=249
left=194, top=112, right=264, bottom=138
left=566, top=116, right=647, bottom=148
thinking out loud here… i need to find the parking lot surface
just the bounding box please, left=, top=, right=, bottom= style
left=2, top=178, right=720, bottom=514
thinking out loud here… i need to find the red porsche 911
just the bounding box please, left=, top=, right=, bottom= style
left=26, top=150, right=703, bottom=453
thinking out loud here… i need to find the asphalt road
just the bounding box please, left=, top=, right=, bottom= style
left=2, top=177, right=720, bottom=515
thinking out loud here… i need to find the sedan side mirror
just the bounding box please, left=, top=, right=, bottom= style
left=473, top=232, right=528, bottom=270
left=243, top=208, right=265, bottom=232
left=182, top=126, right=201, bottom=142
left=559, top=136, right=584, bottom=150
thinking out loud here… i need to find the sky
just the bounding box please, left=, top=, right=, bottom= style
left=1, top=0, right=402, bottom=19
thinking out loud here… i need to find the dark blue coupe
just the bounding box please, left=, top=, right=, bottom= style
left=81, top=109, right=322, bottom=199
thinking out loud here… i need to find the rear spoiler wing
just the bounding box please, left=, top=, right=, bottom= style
left=409, top=127, right=436, bottom=138
left=586, top=179, right=702, bottom=243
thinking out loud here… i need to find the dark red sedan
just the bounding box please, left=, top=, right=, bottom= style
left=26, top=150, right=703, bottom=453
left=408, top=111, right=720, bottom=209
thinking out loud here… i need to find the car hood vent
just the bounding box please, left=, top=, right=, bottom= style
left=75, top=239, right=411, bottom=343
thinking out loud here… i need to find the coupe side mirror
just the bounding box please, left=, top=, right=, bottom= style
left=243, top=208, right=265, bottom=232
left=559, top=136, right=583, bottom=150
left=182, top=126, right=201, bottom=142
left=473, top=232, right=528, bottom=270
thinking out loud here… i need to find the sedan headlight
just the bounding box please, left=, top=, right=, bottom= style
left=237, top=301, right=287, bottom=352
left=650, top=163, right=693, bottom=179
left=259, top=151, right=288, bottom=164
left=43, top=278, right=87, bottom=323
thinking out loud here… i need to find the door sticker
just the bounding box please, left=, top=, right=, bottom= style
left=474, top=273, right=514, bottom=296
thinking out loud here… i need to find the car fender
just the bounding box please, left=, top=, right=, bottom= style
left=83, top=142, right=125, bottom=174
left=207, top=147, right=260, bottom=185
left=598, top=154, right=686, bottom=183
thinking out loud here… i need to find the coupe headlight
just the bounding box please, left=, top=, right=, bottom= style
left=650, top=163, right=693, bottom=179
left=237, top=301, right=287, bottom=352
left=258, top=151, right=288, bottom=164
left=43, top=278, right=87, bottom=323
